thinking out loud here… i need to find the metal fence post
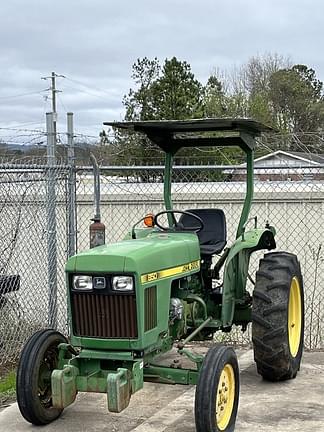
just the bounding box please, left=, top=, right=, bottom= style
left=46, top=112, right=58, bottom=328
left=67, top=112, right=77, bottom=257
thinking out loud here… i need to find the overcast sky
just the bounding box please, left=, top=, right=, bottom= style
left=1, top=0, right=323, bottom=141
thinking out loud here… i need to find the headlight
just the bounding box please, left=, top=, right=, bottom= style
left=112, top=276, right=133, bottom=292
left=73, top=275, right=93, bottom=291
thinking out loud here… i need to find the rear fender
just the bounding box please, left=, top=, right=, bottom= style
left=221, top=229, right=276, bottom=327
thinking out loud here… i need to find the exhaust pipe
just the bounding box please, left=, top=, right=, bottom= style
left=89, top=152, right=105, bottom=248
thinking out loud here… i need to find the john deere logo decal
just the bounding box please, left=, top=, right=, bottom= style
left=141, top=260, right=200, bottom=284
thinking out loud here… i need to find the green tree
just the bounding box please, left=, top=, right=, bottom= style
left=150, top=57, right=203, bottom=120
left=248, top=92, right=274, bottom=127
left=113, top=58, right=161, bottom=165
left=117, top=57, right=206, bottom=165
left=202, top=75, right=227, bottom=117
left=123, top=57, right=160, bottom=121
left=231, top=54, right=289, bottom=128
left=269, top=64, right=324, bottom=133
left=202, top=54, right=290, bottom=129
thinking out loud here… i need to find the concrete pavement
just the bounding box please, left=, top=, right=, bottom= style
left=1, top=349, right=323, bottom=432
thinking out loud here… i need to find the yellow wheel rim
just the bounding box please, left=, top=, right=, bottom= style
left=216, top=364, right=235, bottom=430
left=288, top=277, right=302, bottom=357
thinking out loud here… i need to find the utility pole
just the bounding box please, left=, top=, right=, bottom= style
left=51, top=72, right=58, bottom=142
left=41, top=72, right=65, bottom=146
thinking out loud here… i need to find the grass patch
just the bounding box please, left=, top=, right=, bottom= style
left=0, top=370, right=16, bottom=406
left=0, top=370, right=16, bottom=393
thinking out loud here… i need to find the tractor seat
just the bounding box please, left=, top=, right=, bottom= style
left=179, top=208, right=227, bottom=256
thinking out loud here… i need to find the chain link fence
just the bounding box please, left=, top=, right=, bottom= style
left=1, top=153, right=324, bottom=366
left=0, top=160, right=70, bottom=364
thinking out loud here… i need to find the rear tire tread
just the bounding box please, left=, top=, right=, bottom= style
left=255, top=270, right=274, bottom=280
left=253, top=291, right=272, bottom=303
left=252, top=252, right=304, bottom=382
left=263, top=304, right=287, bottom=315
left=262, top=326, right=285, bottom=341
left=251, top=313, right=272, bottom=329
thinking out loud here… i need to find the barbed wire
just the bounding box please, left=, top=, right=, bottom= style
left=0, top=130, right=323, bottom=167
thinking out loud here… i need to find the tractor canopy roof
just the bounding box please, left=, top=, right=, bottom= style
left=104, top=118, right=273, bottom=154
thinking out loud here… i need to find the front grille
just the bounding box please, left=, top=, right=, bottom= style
left=72, top=293, right=138, bottom=338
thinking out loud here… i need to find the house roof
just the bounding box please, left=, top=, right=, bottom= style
left=253, top=150, right=324, bottom=166
left=287, top=151, right=324, bottom=164
left=222, top=150, right=324, bottom=175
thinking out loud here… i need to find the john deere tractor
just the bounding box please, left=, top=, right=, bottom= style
left=17, top=119, right=304, bottom=432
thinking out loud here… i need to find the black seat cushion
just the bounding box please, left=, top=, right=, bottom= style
left=179, top=209, right=227, bottom=256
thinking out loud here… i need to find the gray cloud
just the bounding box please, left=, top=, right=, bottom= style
left=0, top=0, right=323, bottom=138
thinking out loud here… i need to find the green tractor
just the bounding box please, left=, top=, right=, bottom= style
left=16, top=119, right=304, bottom=432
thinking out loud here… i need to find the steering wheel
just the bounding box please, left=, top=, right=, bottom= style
left=153, top=210, right=204, bottom=233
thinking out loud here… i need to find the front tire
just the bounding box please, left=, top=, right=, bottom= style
left=195, top=345, right=240, bottom=432
left=252, top=252, right=304, bottom=381
left=16, top=329, right=67, bottom=425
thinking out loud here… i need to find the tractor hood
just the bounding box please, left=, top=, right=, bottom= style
left=66, top=232, right=200, bottom=276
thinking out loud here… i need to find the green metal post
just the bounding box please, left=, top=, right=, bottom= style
left=236, top=149, right=254, bottom=238
left=164, top=152, right=174, bottom=227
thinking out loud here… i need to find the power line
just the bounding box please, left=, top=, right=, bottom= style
left=64, top=76, right=113, bottom=98
left=57, top=93, right=69, bottom=113
left=0, top=121, right=44, bottom=128
left=0, top=90, right=45, bottom=100
left=60, top=81, right=109, bottom=101
left=0, top=127, right=45, bottom=133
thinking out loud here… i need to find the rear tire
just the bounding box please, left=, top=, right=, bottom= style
left=195, top=345, right=240, bottom=432
left=16, top=329, right=67, bottom=425
left=252, top=252, right=304, bottom=381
